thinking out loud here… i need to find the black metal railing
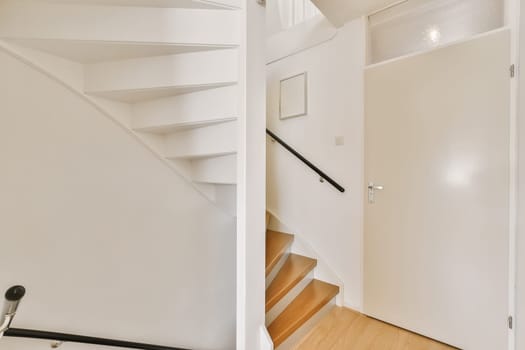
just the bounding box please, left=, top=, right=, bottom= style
left=266, top=129, right=345, bottom=193
left=0, top=286, right=189, bottom=350
left=4, top=329, right=187, bottom=350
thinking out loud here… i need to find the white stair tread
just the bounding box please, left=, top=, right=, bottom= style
left=133, top=117, right=237, bottom=134
left=0, top=3, right=240, bottom=46
left=194, top=180, right=236, bottom=185
left=6, top=38, right=235, bottom=63
left=85, top=82, right=235, bottom=103
left=39, top=0, right=240, bottom=10
left=84, top=49, right=238, bottom=102
left=167, top=150, right=236, bottom=160
left=191, top=153, right=236, bottom=185
left=131, top=84, right=238, bottom=132
left=193, top=179, right=236, bottom=185
left=163, top=119, right=236, bottom=160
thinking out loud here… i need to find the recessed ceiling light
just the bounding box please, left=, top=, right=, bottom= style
left=425, top=25, right=441, bottom=45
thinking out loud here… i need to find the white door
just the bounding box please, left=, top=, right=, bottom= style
left=364, top=29, right=510, bottom=350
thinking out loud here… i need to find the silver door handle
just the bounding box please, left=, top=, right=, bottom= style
left=368, top=183, right=384, bottom=190
left=368, top=182, right=384, bottom=203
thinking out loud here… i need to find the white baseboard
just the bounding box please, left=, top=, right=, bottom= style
left=260, top=325, right=274, bottom=350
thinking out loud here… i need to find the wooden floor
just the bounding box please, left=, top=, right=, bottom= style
left=293, top=307, right=457, bottom=350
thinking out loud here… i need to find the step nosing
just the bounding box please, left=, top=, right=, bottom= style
left=7, top=37, right=239, bottom=47
left=265, top=230, right=294, bottom=276
left=86, top=81, right=237, bottom=95
left=266, top=259, right=317, bottom=309
left=132, top=116, right=237, bottom=132
left=272, top=297, right=331, bottom=326
left=167, top=150, right=236, bottom=159
left=270, top=299, right=333, bottom=345
left=268, top=280, right=340, bottom=346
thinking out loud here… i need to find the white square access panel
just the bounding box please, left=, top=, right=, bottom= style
left=279, top=72, right=308, bottom=119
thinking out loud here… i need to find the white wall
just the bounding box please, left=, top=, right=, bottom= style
left=266, top=15, right=337, bottom=64
left=0, top=49, right=236, bottom=350
left=266, top=0, right=283, bottom=36
left=266, top=18, right=366, bottom=309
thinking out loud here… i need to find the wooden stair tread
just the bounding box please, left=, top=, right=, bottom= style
left=266, top=230, right=294, bottom=276
left=267, top=279, right=339, bottom=348
left=265, top=254, right=317, bottom=312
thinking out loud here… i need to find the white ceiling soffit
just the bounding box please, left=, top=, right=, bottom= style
left=311, top=0, right=403, bottom=27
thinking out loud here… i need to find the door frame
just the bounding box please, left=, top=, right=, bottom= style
left=364, top=7, right=521, bottom=347
left=505, top=0, right=521, bottom=349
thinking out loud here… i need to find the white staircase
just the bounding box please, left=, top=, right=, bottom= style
left=0, top=0, right=241, bottom=207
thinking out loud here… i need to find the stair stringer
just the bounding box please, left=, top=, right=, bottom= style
left=0, top=39, right=220, bottom=203
left=265, top=208, right=344, bottom=307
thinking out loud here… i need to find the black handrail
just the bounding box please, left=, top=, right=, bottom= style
left=4, top=329, right=189, bottom=350
left=0, top=286, right=189, bottom=350
left=266, top=129, right=345, bottom=193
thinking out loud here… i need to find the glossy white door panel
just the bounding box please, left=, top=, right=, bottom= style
left=364, top=29, right=510, bottom=350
